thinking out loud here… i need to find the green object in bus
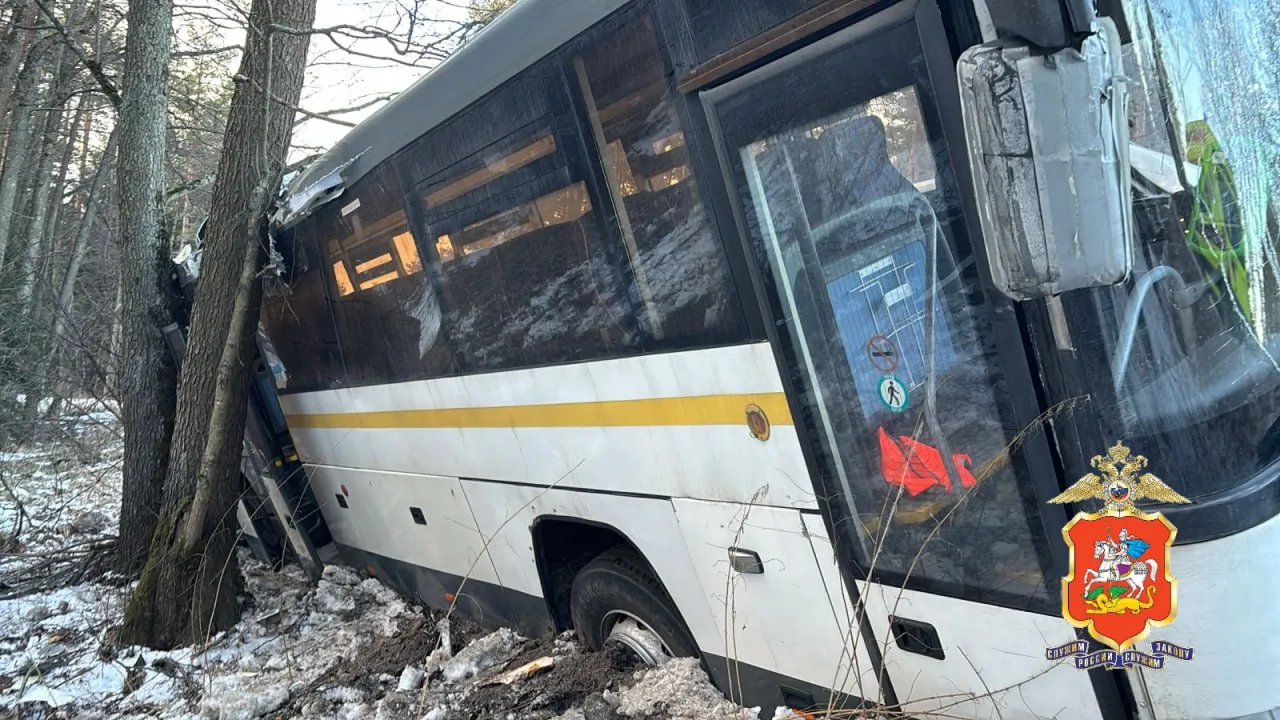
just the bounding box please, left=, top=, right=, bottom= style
left=1183, top=120, right=1252, bottom=323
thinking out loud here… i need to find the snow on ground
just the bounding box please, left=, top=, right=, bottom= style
left=1, top=404, right=798, bottom=720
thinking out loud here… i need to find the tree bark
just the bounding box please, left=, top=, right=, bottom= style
left=112, top=0, right=179, bottom=577
left=0, top=37, right=49, bottom=267
left=0, top=2, right=38, bottom=142
left=120, top=0, right=317, bottom=650
left=48, top=127, right=119, bottom=418
left=18, top=37, right=72, bottom=307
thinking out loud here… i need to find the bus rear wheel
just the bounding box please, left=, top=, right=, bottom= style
left=569, top=545, right=699, bottom=666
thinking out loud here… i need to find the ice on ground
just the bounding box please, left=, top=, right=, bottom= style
left=439, top=626, right=522, bottom=683
left=397, top=664, right=424, bottom=691
left=609, top=657, right=762, bottom=719
left=197, top=673, right=292, bottom=719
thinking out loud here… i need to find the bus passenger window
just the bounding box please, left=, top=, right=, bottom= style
left=321, top=167, right=454, bottom=386
left=574, top=14, right=747, bottom=348
left=419, top=122, right=641, bottom=372
left=260, top=223, right=346, bottom=393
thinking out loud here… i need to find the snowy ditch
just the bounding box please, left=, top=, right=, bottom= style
left=1, top=406, right=800, bottom=719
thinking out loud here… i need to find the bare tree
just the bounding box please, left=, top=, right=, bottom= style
left=112, top=0, right=180, bottom=575
left=120, top=0, right=317, bottom=649
left=0, top=34, right=53, bottom=267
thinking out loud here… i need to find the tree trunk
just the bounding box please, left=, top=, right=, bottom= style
left=112, top=0, right=179, bottom=577
left=120, top=0, right=317, bottom=650
left=48, top=127, right=119, bottom=418
left=0, top=2, right=37, bottom=143
left=18, top=38, right=72, bottom=307
left=0, top=38, right=49, bottom=267
left=107, top=273, right=123, bottom=396
left=44, top=95, right=89, bottom=289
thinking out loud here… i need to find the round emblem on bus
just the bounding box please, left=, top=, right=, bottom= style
left=745, top=404, right=770, bottom=441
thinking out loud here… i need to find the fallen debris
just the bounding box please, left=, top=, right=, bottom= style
left=485, top=655, right=556, bottom=686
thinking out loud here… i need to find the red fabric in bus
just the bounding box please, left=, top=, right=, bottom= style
left=878, top=426, right=976, bottom=496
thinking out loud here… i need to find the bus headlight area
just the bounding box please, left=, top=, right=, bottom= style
left=183, top=0, right=1279, bottom=719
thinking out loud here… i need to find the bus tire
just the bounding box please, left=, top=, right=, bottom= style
left=569, top=545, right=699, bottom=664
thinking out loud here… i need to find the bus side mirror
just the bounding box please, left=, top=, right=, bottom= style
left=955, top=17, right=1133, bottom=301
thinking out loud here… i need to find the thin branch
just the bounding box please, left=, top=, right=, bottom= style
left=166, top=173, right=216, bottom=200
left=291, top=93, right=396, bottom=128
left=233, top=72, right=356, bottom=128
left=172, top=44, right=243, bottom=58
left=31, top=0, right=122, bottom=109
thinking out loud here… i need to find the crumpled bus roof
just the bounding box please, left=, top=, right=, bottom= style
left=275, top=0, right=629, bottom=230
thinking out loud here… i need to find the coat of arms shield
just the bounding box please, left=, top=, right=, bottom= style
left=1049, top=442, right=1191, bottom=653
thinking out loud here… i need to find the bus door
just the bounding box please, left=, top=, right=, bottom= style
left=699, top=2, right=1115, bottom=717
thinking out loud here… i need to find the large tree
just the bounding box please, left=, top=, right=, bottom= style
left=121, top=0, right=317, bottom=649
left=113, top=0, right=181, bottom=576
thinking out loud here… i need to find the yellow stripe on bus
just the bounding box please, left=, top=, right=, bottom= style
left=283, top=392, right=794, bottom=430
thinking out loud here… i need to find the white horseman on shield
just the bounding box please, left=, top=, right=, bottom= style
left=1083, top=528, right=1157, bottom=599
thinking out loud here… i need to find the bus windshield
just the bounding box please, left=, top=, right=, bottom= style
left=1047, top=0, right=1280, bottom=503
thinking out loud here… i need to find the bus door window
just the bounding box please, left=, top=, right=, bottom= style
left=717, top=19, right=1057, bottom=608
left=573, top=13, right=747, bottom=350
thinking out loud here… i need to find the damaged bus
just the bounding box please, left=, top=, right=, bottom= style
left=246, top=0, right=1280, bottom=718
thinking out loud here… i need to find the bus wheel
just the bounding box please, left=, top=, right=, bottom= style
left=569, top=545, right=699, bottom=665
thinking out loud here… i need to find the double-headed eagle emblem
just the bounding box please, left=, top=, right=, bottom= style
left=1049, top=442, right=1190, bottom=515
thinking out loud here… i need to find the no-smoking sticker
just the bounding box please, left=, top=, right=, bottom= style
left=866, top=335, right=898, bottom=373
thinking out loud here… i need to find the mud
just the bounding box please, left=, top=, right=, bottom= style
left=451, top=637, right=640, bottom=720
left=323, top=615, right=441, bottom=692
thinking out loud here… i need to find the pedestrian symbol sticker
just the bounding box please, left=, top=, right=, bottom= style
left=877, top=374, right=908, bottom=413
left=866, top=335, right=899, bottom=373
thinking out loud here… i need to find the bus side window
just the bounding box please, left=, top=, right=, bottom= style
left=321, top=166, right=454, bottom=387
left=260, top=222, right=347, bottom=392
left=573, top=14, right=747, bottom=349
left=417, top=119, right=641, bottom=373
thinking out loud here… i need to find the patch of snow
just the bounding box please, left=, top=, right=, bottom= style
left=198, top=673, right=292, bottom=719
left=439, top=627, right=521, bottom=683
left=323, top=685, right=365, bottom=703
left=398, top=664, right=424, bottom=691
left=610, top=657, right=762, bottom=720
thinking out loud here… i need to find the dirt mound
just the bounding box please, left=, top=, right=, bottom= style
left=320, top=614, right=441, bottom=692
left=456, top=639, right=640, bottom=719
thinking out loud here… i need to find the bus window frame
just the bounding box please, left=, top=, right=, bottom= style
left=262, top=216, right=351, bottom=393
left=558, top=3, right=762, bottom=352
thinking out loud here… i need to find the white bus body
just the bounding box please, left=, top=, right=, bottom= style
left=253, top=1, right=1280, bottom=718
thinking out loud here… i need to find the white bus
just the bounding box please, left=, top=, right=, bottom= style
left=253, top=0, right=1280, bottom=718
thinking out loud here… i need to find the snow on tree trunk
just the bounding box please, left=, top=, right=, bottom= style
left=120, top=0, right=317, bottom=650
left=113, top=0, right=179, bottom=577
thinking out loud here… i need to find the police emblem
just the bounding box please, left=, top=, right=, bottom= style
left=1045, top=442, right=1196, bottom=666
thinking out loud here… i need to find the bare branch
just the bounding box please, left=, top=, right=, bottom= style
left=31, top=0, right=122, bottom=109
left=172, top=44, right=243, bottom=59
left=166, top=173, right=217, bottom=200
left=291, top=93, right=396, bottom=128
